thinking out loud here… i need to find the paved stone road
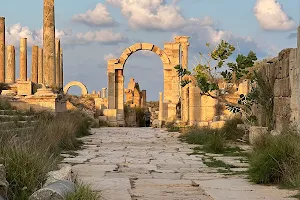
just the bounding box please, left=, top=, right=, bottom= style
left=62, top=127, right=297, bottom=200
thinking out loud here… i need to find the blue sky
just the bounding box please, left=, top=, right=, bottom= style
left=1, top=0, right=298, bottom=100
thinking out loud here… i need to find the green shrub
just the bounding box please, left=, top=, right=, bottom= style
left=180, top=127, right=213, bottom=145
left=66, top=184, right=99, bottom=200
left=248, top=129, right=300, bottom=188
left=205, top=132, right=226, bottom=153
left=221, top=118, right=244, bottom=140
left=180, top=127, right=226, bottom=153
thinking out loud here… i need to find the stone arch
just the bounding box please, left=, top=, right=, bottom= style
left=117, top=43, right=170, bottom=68
left=106, top=37, right=190, bottom=126
left=63, top=81, right=88, bottom=96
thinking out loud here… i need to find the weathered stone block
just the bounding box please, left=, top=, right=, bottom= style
left=210, top=121, right=226, bottom=129
left=29, top=180, right=75, bottom=200
left=141, top=43, right=154, bottom=51
left=99, top=116, right=108, bottom=121
left=197, top=122, right=209, bottom=127
left=129, top=43, right=142, bottom=52
left=17, top=81, right=32, bottom=96
left=249, top=126, right=268, bottom=144
left=44, top=165, right=73, bottom=187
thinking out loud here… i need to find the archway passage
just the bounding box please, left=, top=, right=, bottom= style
left=63, top=81, right=88, bottom=96
left=106, top=37, right=190, bottom=126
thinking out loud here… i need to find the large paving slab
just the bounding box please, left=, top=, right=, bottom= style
left=63, top=127, right=298, bottom=200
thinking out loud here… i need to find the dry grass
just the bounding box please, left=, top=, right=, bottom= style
left=0, top=101, right=94, bottom=199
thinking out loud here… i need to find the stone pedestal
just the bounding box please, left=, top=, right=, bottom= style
left=103, top=109, right=118, bottom=126
left=0, top=17, right=5, bottom=83
left=23, top=88, right=67, bottom=112
left=17, top=81, right=32, bottom=96
left=1, top=90, right=16, bottom=96
left=5, top=45, right=15, bottom=84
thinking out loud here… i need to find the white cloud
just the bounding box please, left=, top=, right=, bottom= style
left=72, top=3, right=117, bottom=27
left=254, top=0, right=296, bottom=31
left=5, top=23, right=128, bottom=48
left=6, top=24, right=42, bottom=47
left=106, top=0, right=214, bottom=31
left=175, top=24, right=270, bottom=58
left=103, top=53, right=116, bottom=61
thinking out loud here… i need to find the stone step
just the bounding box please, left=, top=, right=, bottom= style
left=0, top=110, right=31, bottom=116
left=0, top=115, right=35, bottom=122
left=0, top=121, right=38, bottom=130
left=2, top=126, right=35, bottom=133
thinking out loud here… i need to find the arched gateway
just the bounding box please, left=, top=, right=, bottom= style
left=105, top=37, right=190, bottom=126
left=63, top=81, right=88, bottom=96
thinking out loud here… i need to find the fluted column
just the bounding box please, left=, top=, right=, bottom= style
left=0, top=17, right=5, bottom=82
left=38, top=48, right=43, bottom=84
left=31, top=46, right=38, bottom=83
left=43, top=0, right=56, bottom=87
left=20, top=38, right=27, bottom=81
left=55, top=38, right=60, bottom=87
left=5, top=45, right=15, bottom=84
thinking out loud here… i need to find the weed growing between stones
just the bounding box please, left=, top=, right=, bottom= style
left=202, top=157, right=234, bottom=169
left=66, top=183, right=99, bottom=200
left=0, top=105, right=94, bottom=200
left=248, top=128, right=300, bottom=189
left=180, top=118, right=245, bottom=154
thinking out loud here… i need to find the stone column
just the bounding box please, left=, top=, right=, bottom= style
left=182, top=86, right=189, bottom=123
left=43, top=0, right=56, bottom=87
left=159, top=92, right=164, bottom=127
left=60, top=48, right=63, bottom=88
left=38, top=48, right=43, bottom=84
left=141, top=90, right=147, bottom=108
left=5, top=45, right=15, bottom=83
left=188, top=84, right=201, bottom=125
left=31, top=46, right=38, bottom=83
left=115, top=69, right=124, bottom=110
left=55, top=38, right=60, bottom=87
left=0, top=17, right=5, bottom=83
left=20, top=38, right=27, bottom=81
left=102, top=88, right=107, bottom=98
left=107, top=71, right=115, bottom=109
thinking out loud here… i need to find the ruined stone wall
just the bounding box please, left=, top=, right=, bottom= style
left=256, top=48, right=299, bottom=131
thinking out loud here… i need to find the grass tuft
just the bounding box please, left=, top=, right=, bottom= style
left=66, top=183, right=99, bottom=200
left=248, top=128, right=300, bottom=189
